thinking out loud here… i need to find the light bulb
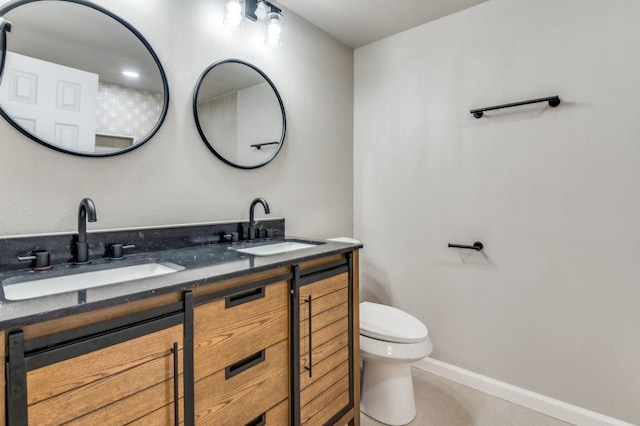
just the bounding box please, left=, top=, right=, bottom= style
left=224, top=0, right=244, bottom=27
left=264, top=11, right=283, bottom=48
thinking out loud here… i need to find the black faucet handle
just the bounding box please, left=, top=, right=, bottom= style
left=220, top=233, right=234, bottom=243
left=265, top=229, right=278, bottom=239
left=18, top=250, right=51, bottom=270
left=221, top=232, right=240, bottom=243
left=110, top=243, right=135, bottom=260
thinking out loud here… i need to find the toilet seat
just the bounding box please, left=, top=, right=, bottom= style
left=360, top=302, right=428, bottom=343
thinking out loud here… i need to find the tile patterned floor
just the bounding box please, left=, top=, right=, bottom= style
left=359, top=367, right=573, bottom=426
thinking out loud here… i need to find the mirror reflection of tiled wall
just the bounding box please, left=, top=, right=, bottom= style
left=96, top=82, right=163, bottom=142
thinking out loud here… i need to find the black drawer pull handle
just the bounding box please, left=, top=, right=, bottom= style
left=225, top=350, right=266, bottom=380
left=225, top=287, right=265, bottom=308
left=172, top=342, right=179, bottom=426
left=304, top=295, right=313, bottom=378
left=245, top=413, right=266, bottom=426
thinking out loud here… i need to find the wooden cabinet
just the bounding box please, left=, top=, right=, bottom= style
left=1, top=250, right=360, bottom=426
left=193, top=280, right=290, bottom=425
left=293, top=252, right=360, bottom=426
left=5, top=306, right=188, bottom=426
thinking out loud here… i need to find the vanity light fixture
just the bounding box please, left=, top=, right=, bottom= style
left=224, top=0, right=284, bottom=48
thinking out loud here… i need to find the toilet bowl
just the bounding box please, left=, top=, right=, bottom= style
left=360, top=302, right=432, bottom=426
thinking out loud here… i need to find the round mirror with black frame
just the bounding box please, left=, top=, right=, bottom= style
left=0, top=0, right=169, bottom=157
left=193, top=59, right=286, bottom=169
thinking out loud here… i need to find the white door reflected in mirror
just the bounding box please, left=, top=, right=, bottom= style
left=0, top=52, right=98, bottom=152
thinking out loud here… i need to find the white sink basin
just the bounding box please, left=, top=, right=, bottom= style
left=2, top=261, right=184, bottom=301
left=234, top=241, right=317, bottom=256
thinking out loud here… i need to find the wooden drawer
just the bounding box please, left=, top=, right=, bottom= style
left=245, top=398, right=289, bottom=426
left=27, top=325, right=183, bottom=425
left=194, top=280, right=289, bottom=379
left=194, top=339, right=289, bottom=425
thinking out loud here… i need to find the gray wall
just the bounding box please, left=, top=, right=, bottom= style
left=354, top=0, right=640, bottom=423
left=0, top=0, right=354, bottom=239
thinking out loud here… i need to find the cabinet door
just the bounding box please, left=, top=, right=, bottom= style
left=7, top=314, right=185, bottom=426
left=298, top=269, right=352, bottom=426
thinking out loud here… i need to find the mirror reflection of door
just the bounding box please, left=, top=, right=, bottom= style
left=194, top=60, right=286, bottom=169
left=0, top=52, right=98, bottom=151
left=0, top=0, right=169, bottom=156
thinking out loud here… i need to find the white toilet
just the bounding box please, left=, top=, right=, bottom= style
left=360, top=301, right=433, bottom=426
left=326, top=238, right=433, bottom=425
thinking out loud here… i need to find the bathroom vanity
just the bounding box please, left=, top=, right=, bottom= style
left=0, top=225, right=361, bottom=425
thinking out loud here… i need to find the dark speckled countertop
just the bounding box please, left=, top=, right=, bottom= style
left=0, top=237, right=362, bottom=328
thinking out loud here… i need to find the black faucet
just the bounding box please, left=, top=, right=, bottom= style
left=75, top=198, right=97, bottom=264
left=248, top=197, right=270, bottom=240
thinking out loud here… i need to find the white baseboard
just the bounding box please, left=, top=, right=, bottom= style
left=412, top=357, right=634, bottom=426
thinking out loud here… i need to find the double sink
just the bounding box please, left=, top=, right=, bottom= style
left=2, top=240, right=320, bottom=302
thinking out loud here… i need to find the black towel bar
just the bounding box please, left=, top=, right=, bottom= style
left=471, top=96, right=560, bottom=118
left=250, top=141, right=279, bottom=150
left=448, top=242, right=484, bottom=251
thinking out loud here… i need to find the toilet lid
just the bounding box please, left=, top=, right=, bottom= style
left=360, top=302, right=428, bottom=343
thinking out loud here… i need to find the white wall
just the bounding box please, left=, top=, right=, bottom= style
left=0, top=0, right=353, bottom=239
left=197, top=92, right=239, bottom=163
left=236, top=82, right=282, bottom=165
left=354, top=0, right=640, bottom=423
